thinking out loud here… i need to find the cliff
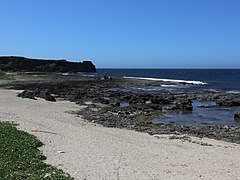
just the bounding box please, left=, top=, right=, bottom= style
left=0, top=56, right=96, bottom=73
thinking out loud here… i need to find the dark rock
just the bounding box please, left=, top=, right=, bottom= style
left=150, top=104, right=162, bottom=110
left=234, top=112, right=240, bottom=122
left=71, top=91, right=83, bottom=100
left=17, top=89, right=56, bottom=102
left=17, top=90, right=36, bottom=100
left=0, top=56, right=96, bottom=72
left=151, top=95, right=170, bottom=104
left=166, top=99, right=193, bottom=111
left=111, top=102, right=120, bottom=107
left=100, top=97, right=110, bottom=104
left=216, top=98, right=240, bottom=107
left=41, top=93, right=56, bottom=102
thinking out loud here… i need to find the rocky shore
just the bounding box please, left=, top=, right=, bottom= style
left=4, top=73, right=240, bottom=144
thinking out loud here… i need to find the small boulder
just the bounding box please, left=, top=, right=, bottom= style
left=17, top=89, right=56, bottom=102
left=17, top=90, right=36, bottom=100
left=166, top=99, right=193, bottom=111
left=37, top=90, right=56, bottom=102
left=44, top=93, right=56, bottom=102
left=234, top=112, right=240, bottom=122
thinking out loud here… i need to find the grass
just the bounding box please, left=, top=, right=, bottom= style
left=0, top=121, right=73, bottom=179
left=0, top=74, right=13, bottom=80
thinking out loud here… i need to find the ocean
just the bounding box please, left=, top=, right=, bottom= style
left=97, top=69, right=240, bottom=126
left=97, top=69, right=240, bottom=93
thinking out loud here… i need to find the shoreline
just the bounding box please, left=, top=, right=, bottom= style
left=1, top=89, right=240, bottom=179
left=5, top=73, right=240, bottom=144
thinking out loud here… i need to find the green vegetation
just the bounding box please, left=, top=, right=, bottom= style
left=0, top=71, right=12, bottom=80
left=0, top=121, right=73, bottom=179
left=0, top=74, right=12, bottom=80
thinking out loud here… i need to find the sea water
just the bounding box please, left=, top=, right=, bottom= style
left=97, top=69, right=240, bottom=126
left=97, top=69, right=240, bottom=93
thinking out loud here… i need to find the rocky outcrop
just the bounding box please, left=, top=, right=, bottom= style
left=8, top=75, right=240, bottom=144
left=0, top=56, right=96, bottom=72
left=17, top=89, right=56, bottom=102
left=166, top=99, right=193, bottom=111
left=216, top=99, right=240, bottom=107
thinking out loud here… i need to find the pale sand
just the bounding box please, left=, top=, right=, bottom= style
left=0, top=89, right=240, bottom=180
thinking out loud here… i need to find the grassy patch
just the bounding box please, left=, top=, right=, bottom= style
left=0, top=74, right=13, bottom=80
left=0, top=121, right=73, bottom=179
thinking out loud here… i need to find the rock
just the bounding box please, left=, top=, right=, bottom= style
left=216, top=97, right=240, bottom=107
left=44, top=93, right=56, bottom=102
left=103, top=75, right=112, bottom=80
left=146, top=121, right=153, bottom=124
left=166, top=99, right=192, bottom=111
left=150, top=104, right=162, bottom=110
left=151, top=95, right=170, bottom=104
left=145, top=100, right=151, bottom=104
left=166, top=105, right=177, bottom=111
left=111, top=102, right=120, bottom=107
left=38, top=90, right=56, bottom=102
left=71, top=91, right=83, bottom=100
left=234, top=112, right=240, bottom=122
left=17, top=90, right=36, bottom=100
left=100, top=97, right=110, bottom=104
left=17, top=89, right=56, bottom=102
left=223, top=125, right=229, bottom=129
left=57, top=150, right=65, bottom=153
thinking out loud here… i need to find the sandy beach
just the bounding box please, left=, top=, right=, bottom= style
left=0, top=89, right=240, bottom=180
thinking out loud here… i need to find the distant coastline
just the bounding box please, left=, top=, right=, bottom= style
left=0, top=56, right=96, bottom=73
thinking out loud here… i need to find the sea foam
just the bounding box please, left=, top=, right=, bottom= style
left=123, top=76, right=207, bottom=85
left=226, top=90, right=240, bottom=94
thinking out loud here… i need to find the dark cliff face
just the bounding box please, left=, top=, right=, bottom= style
left=0, top=56, right=96, bottom=73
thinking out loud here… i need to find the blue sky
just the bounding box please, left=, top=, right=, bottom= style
left=0, top=0, right=239, bottom=68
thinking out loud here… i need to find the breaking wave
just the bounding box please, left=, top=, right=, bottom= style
left=123, top=76, right=207, bottom=85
